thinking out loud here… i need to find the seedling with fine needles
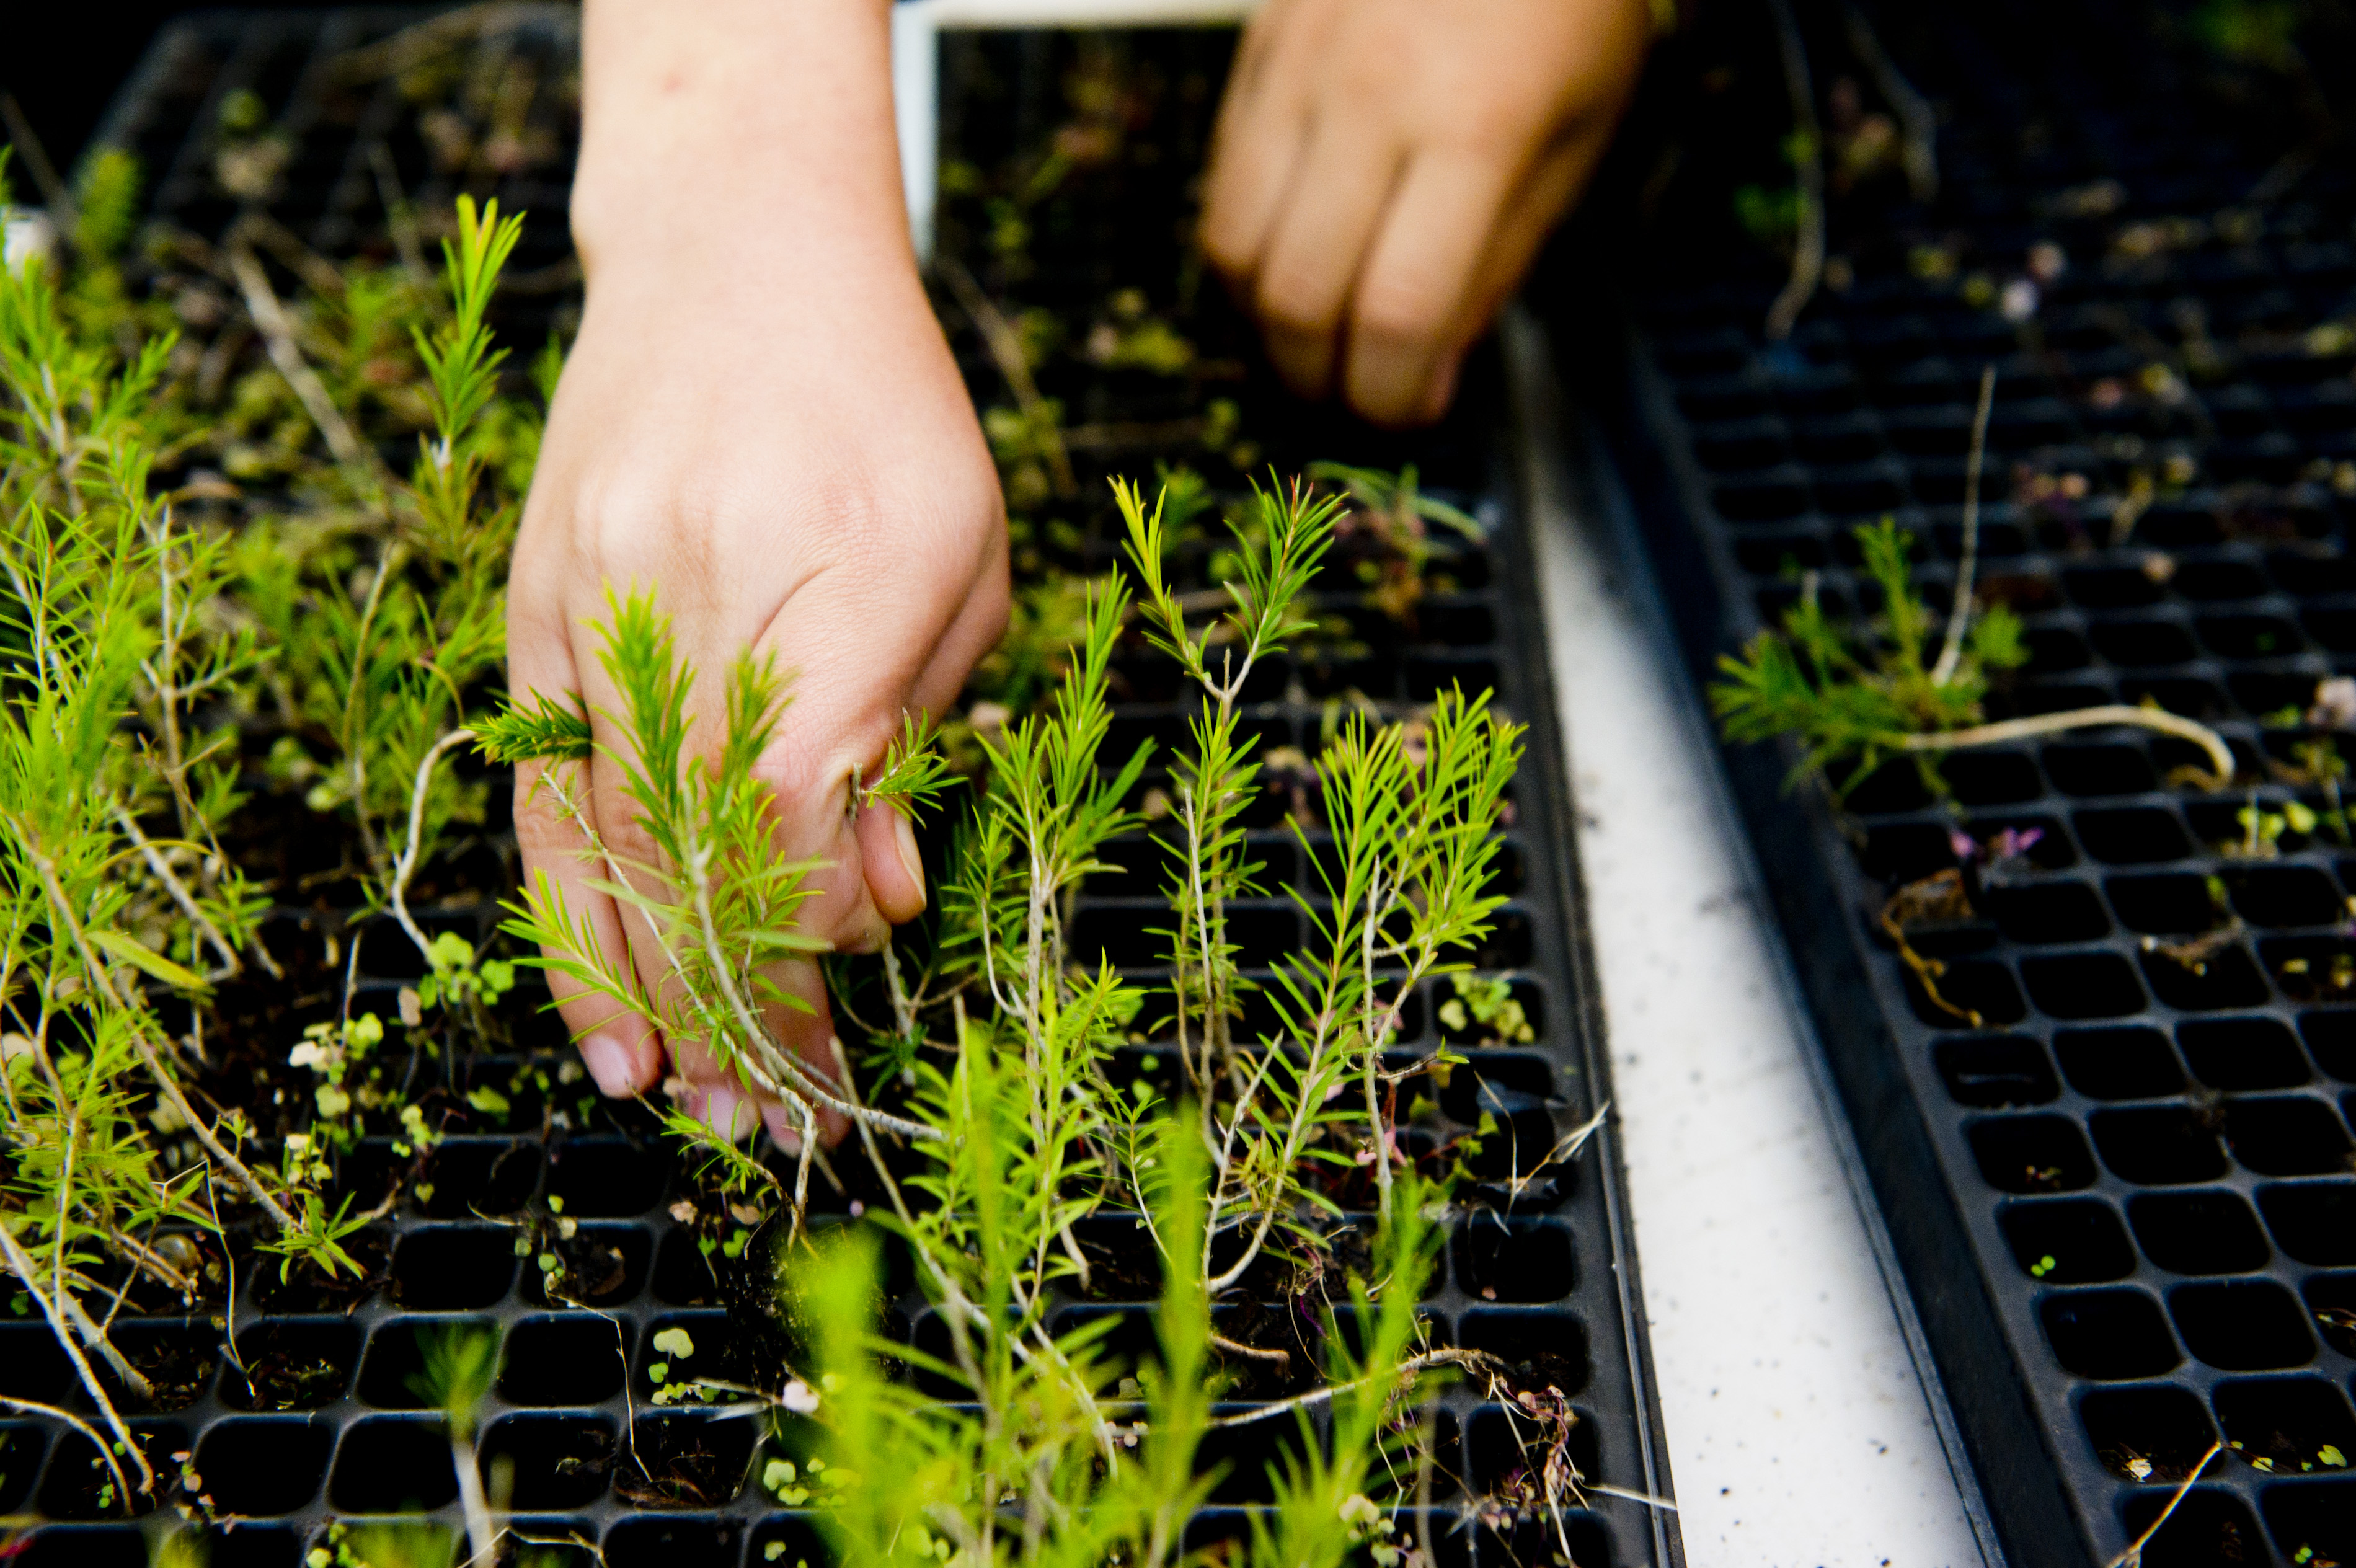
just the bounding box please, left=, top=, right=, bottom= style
left=485, top=471, right=1545, bottom=1566
left=1712, top=367, right=2236, bottom=800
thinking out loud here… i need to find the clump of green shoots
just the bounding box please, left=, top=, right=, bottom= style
left=490, top=472, right=1533, bottom=1565
left=1712, top=516, right=2236, bottom=799
left=0, top=152, right=541, bottom=1510
left=1713, top=368, right=2236, bottom=802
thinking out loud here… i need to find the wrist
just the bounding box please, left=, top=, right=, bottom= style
left=570, top=0, right=906, bottom=281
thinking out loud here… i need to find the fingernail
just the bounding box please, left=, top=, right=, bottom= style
left=893, top=812, right=927, bottom=911
left=698, top=1084, right=758, bottom=1143
left=580, top=1035, right=636, bottom=1097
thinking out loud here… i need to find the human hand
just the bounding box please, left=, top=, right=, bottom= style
left=509, top=0, right=1008, bottom=1147
left=1200, top=0, right=1654, bottom=426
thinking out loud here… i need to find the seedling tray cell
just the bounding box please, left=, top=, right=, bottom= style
left=2, top=10, right=1677, bottom=1566
left=1585, top=1, right=2356, bottom=1563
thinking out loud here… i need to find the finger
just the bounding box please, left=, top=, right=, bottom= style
left=857, top=803, right=926, bottom=923
left=508, top=580, right=665, bottom=1100
left=857, top=541, right=1006, bottom=927
left=1199, top=0, right=1317, bottom=283
left=1339, top=149, right=1518, bottom=427
left=1251, top=110, right=1406, bottom=399
left=1410, top=128, right=1616, bottom=425
left=572, top=605, right=712, bottom=1064
left=763, top=955, right=852, bottom=1147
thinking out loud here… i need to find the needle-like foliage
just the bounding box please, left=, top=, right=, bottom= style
left=1711, top=516, right=2026, bottom=794
left=494, top=469, right=1529, bottom=1565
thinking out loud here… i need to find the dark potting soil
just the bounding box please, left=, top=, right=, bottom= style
left=1578, top=0, right=2356, bottom=1564
left=2, top=9, right=1678, bottom=1568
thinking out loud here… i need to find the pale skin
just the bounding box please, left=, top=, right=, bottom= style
left=514, top=0, right=1650, bottom=1143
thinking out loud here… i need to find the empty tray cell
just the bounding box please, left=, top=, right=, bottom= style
left=545, top=1140, right=670, bottom=1216
left=2179, top=1017, right=2313, bottom=1091
left=2000, top=1198, right=2135, bottom=1283
left=2045, top=743, right=2160, bottom=797
left=1861, top=822, right=1958, bottom=882
left=2261, top=1479, right=2356, bottom=1568
left=391, top=1226, right=519, bottom=1309
left=0, top=1425, right=46, bottom=1513
left=1712, top=476, right=1808, bottom=523
left=1970, top=1115, right=2097, bottom=1194
left=1050, top=1306, right=1161, bottom=1371
left=1934, top=1035, right=2060, bottom=1107
left=190, top=1417, right=330, bottom=1516
left=603, top=1518, right=742, bottom=1568
left=480, top=1413, right=616, bottom=1510
left=2041, top=1290, right=2181, bottom=1380
left=185, top=1527, right=300, bottom=1568
left=613, top=1412, right=755, bottom=1510
left=651, top=1229, right=724, bottom=1306
left=2089, top=619, right=2199, bottom=668
left=2022, top=952, right=2148, bottom=1019
left=1457, top=1309, right=1590, bottom=1399
left=2140, top=941, right=2272, bottom=1011
left=2074, top=808, right=2192, bottom=865
left=2298, top=1009, right=2356, bottom=1081
left=2213, top=1376, right=2356, bottom=1476
left=219, top=1320, right=358, bottom=1411
left=2258, top=1182, right=2356, bottom=1266
left=2105, top=874, right=2226, bottom=936
left=1940, top=749, right=2044, bottom=804
left=2224, top=1096, right=2354, bottom=1176
left=329, top=1416, right=459, bottom=1511
left=2056, top=1027, right=2187, bottom=1100
left=2169, top=1280, right=2318, bottom=1371
left=2223, top=866, right=2344, bottom=928
left=1906, top=959, right=2027, bottom=1028
left=2079, top=1384, right=2220, bottom=1483
left=1202, top=1404, right=1328, bottom=1505
left=1845, top=761, right=1937, bottom=817
left=500, top=1315, right=629, bottom=1406
left=2128, top=1190, right=2273, bottom=1275
left=2117, top=1489, right=2265, bottom=1568
left=358, top=1318, right=501, bottom=1408
left=2092, top=1107, right=2230, bottom=1185
left=2199, top=614, right=2305, bottom=660
left=2172, top=557, right=2269, bottom=603
left=1453, top=1218, right=1575, bottom=1303
left=1985, top=882, right=2111, bottom=945
left=0, top=1325, right=72, bottom=1404
left=415, top=1139, right=541, bottom=1218
left=2118, top=677, right=2230, bottom=723
left=7, top=1529, right=147, bottom=1568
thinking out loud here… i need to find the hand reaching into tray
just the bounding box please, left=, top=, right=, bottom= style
left=510, top=0, right=1008, bottom=1147
left=1201, top=0, right=1655, bottom=427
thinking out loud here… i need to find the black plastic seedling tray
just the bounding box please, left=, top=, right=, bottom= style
left=1583, top=1, right=2356, bottom=1564
left=0, top=10, right=1678, bottom=1566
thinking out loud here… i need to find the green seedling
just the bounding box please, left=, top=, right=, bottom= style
left=489, top=472, right=1534, bottom=1564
